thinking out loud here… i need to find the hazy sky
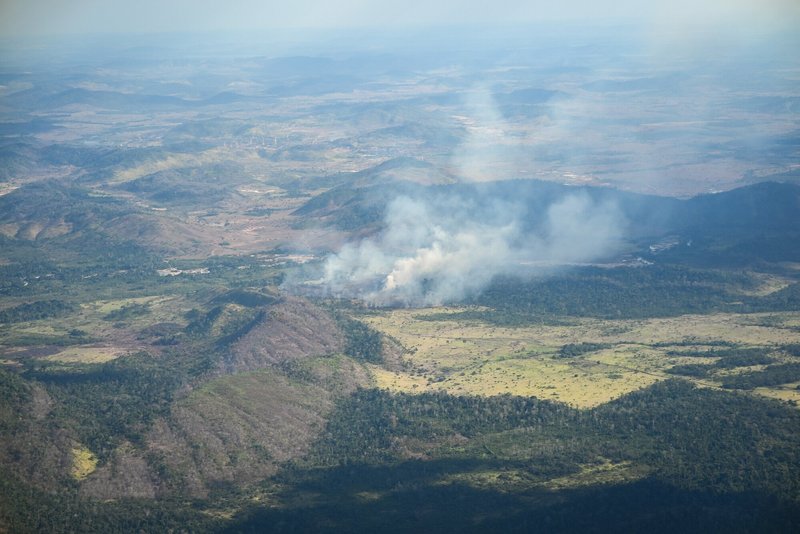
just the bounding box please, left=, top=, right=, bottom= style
left=1, top=0, right=798, bottom=37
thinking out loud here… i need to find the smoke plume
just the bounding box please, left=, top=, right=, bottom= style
left=318, top=190, right=625, bottom=306
left=309, top=86, right=627, bottom=307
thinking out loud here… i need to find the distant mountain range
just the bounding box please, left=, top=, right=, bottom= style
left=292, top=157, right=800, bottom=266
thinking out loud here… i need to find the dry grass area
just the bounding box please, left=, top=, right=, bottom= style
left=363, top=309, right=800, bottom=408
left=108, top=147, right=239, bottom=185
left=0, top=295, right=192, bottom=366
left=754, top=383, right=800, bottom=404
left=87, top=295, right=173, bottom=316
left=71, top=445, right=98, bottom=481
left=45, top=346, right=126, bottom=364
left=738, top=273, right=794, bottom=297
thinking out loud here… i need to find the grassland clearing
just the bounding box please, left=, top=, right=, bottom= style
left=0, top=294, right=192, bottom=366
left=88, top=295, right=177, bottom=318
left=738, top=273, right=794, bottom=296
left=754, top=383, right=800, bottom=404
left=44, top=346, right=126, bottom=364
left=71, top=445, right=98, bottom=480
left=362, top=309, right=800, bottom=408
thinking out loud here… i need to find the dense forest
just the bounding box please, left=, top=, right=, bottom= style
left=455, top=267, right=800, bottom=323
left=3, top=378, right=800, bottom=533
left=227, top=381, right=800, bottom=532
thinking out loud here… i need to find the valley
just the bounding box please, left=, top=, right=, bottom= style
left=1, top=25, right=800, bottom=533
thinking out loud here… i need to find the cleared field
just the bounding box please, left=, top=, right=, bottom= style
left=754, top=383, right=800, bottom=404
left=87, top=295, right=181, bottom=320
left=363, top=309, right=800, bottom=408
left=71, top=445, right=98, bottom=481
left=75, top=294, right=190, bottom=337
left=0, top=295, right=192, bottom=366
left=45, top=345, right=126, bottom=363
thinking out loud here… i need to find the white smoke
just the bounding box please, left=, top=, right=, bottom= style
left=310, top=84, right=628, bottom=307
left=318, top=190, right=625, bottom=306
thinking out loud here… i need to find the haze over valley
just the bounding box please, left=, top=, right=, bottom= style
left=1, top=5, right=800, bottom=532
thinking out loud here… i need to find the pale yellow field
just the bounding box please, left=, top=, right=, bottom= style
left=754, top=383, right=800, bottom=404
left=45, top=346, right=126, bottom=363
left=362, top=309, right=800, bottom=408
left=738, top=273, right=793, bottom=296
left=108, top=147, right=241, bottom=185
left=87, top=295, right=176, bottom=317
left=71, top=445, right=98, bottom=480
left=0, top=294, right=189, bottom=365
left=59, top=295, right=189, bottom=342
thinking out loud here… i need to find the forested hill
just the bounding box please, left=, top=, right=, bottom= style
left=292, top=174, right=800, bottom=249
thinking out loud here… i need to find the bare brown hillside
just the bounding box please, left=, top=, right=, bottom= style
left=80, top=297, right=370, bottom=499
left=221, top=297, right=345, bottom=374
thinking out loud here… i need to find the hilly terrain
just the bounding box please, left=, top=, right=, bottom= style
left=1, top=27, right=800, bottom=533
left=2, top=171, right=800, bottom=532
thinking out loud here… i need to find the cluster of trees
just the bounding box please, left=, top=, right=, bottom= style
left=229, top=474, right=800, bottom=533
left=666, top=347, right=776, bottom=378
left=0, top=471, right=219, bottom=534
left=0, top=233, right=161, bottom=297
left=231, top=380, right=800, bottom=532
left=4, top=339, right=800, bottom=532
left=721, top=363, right=800, bottom=390
left=302, top=380, right=800, bottom=498
left=448, top=267, right=800, bottom=323
left=667, top=363, right=715, bottom=378
left=472, top=267, right=749, bottom=320
left=23, top=352, right=191, bottom=460
left=0, top=369, right=30, bottom=434
left=784, top=344, right=800, bottom=357
left=0, top=243, right=59, bottom=295
left=306, top=389, right=578, bottom=466
left=664, top=345, right=800, bottom=389
left=558, top=342, right=611, bottom=358
left=0, top=300, right=75, bottom=324
left=596, top=381, right=800, bottom=495
left=339, top=317, right=384, bottom=364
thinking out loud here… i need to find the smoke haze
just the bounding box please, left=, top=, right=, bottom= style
left=315, top=86, right=626, bottom=306
left=319, top=191, right=625, bottom=306
left=2, top=0, right=797, bottom=37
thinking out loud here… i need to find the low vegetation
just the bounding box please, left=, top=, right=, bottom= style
left=721, top=363, right=800, bottom=390
left=361, top=308, right=800, bottom=407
